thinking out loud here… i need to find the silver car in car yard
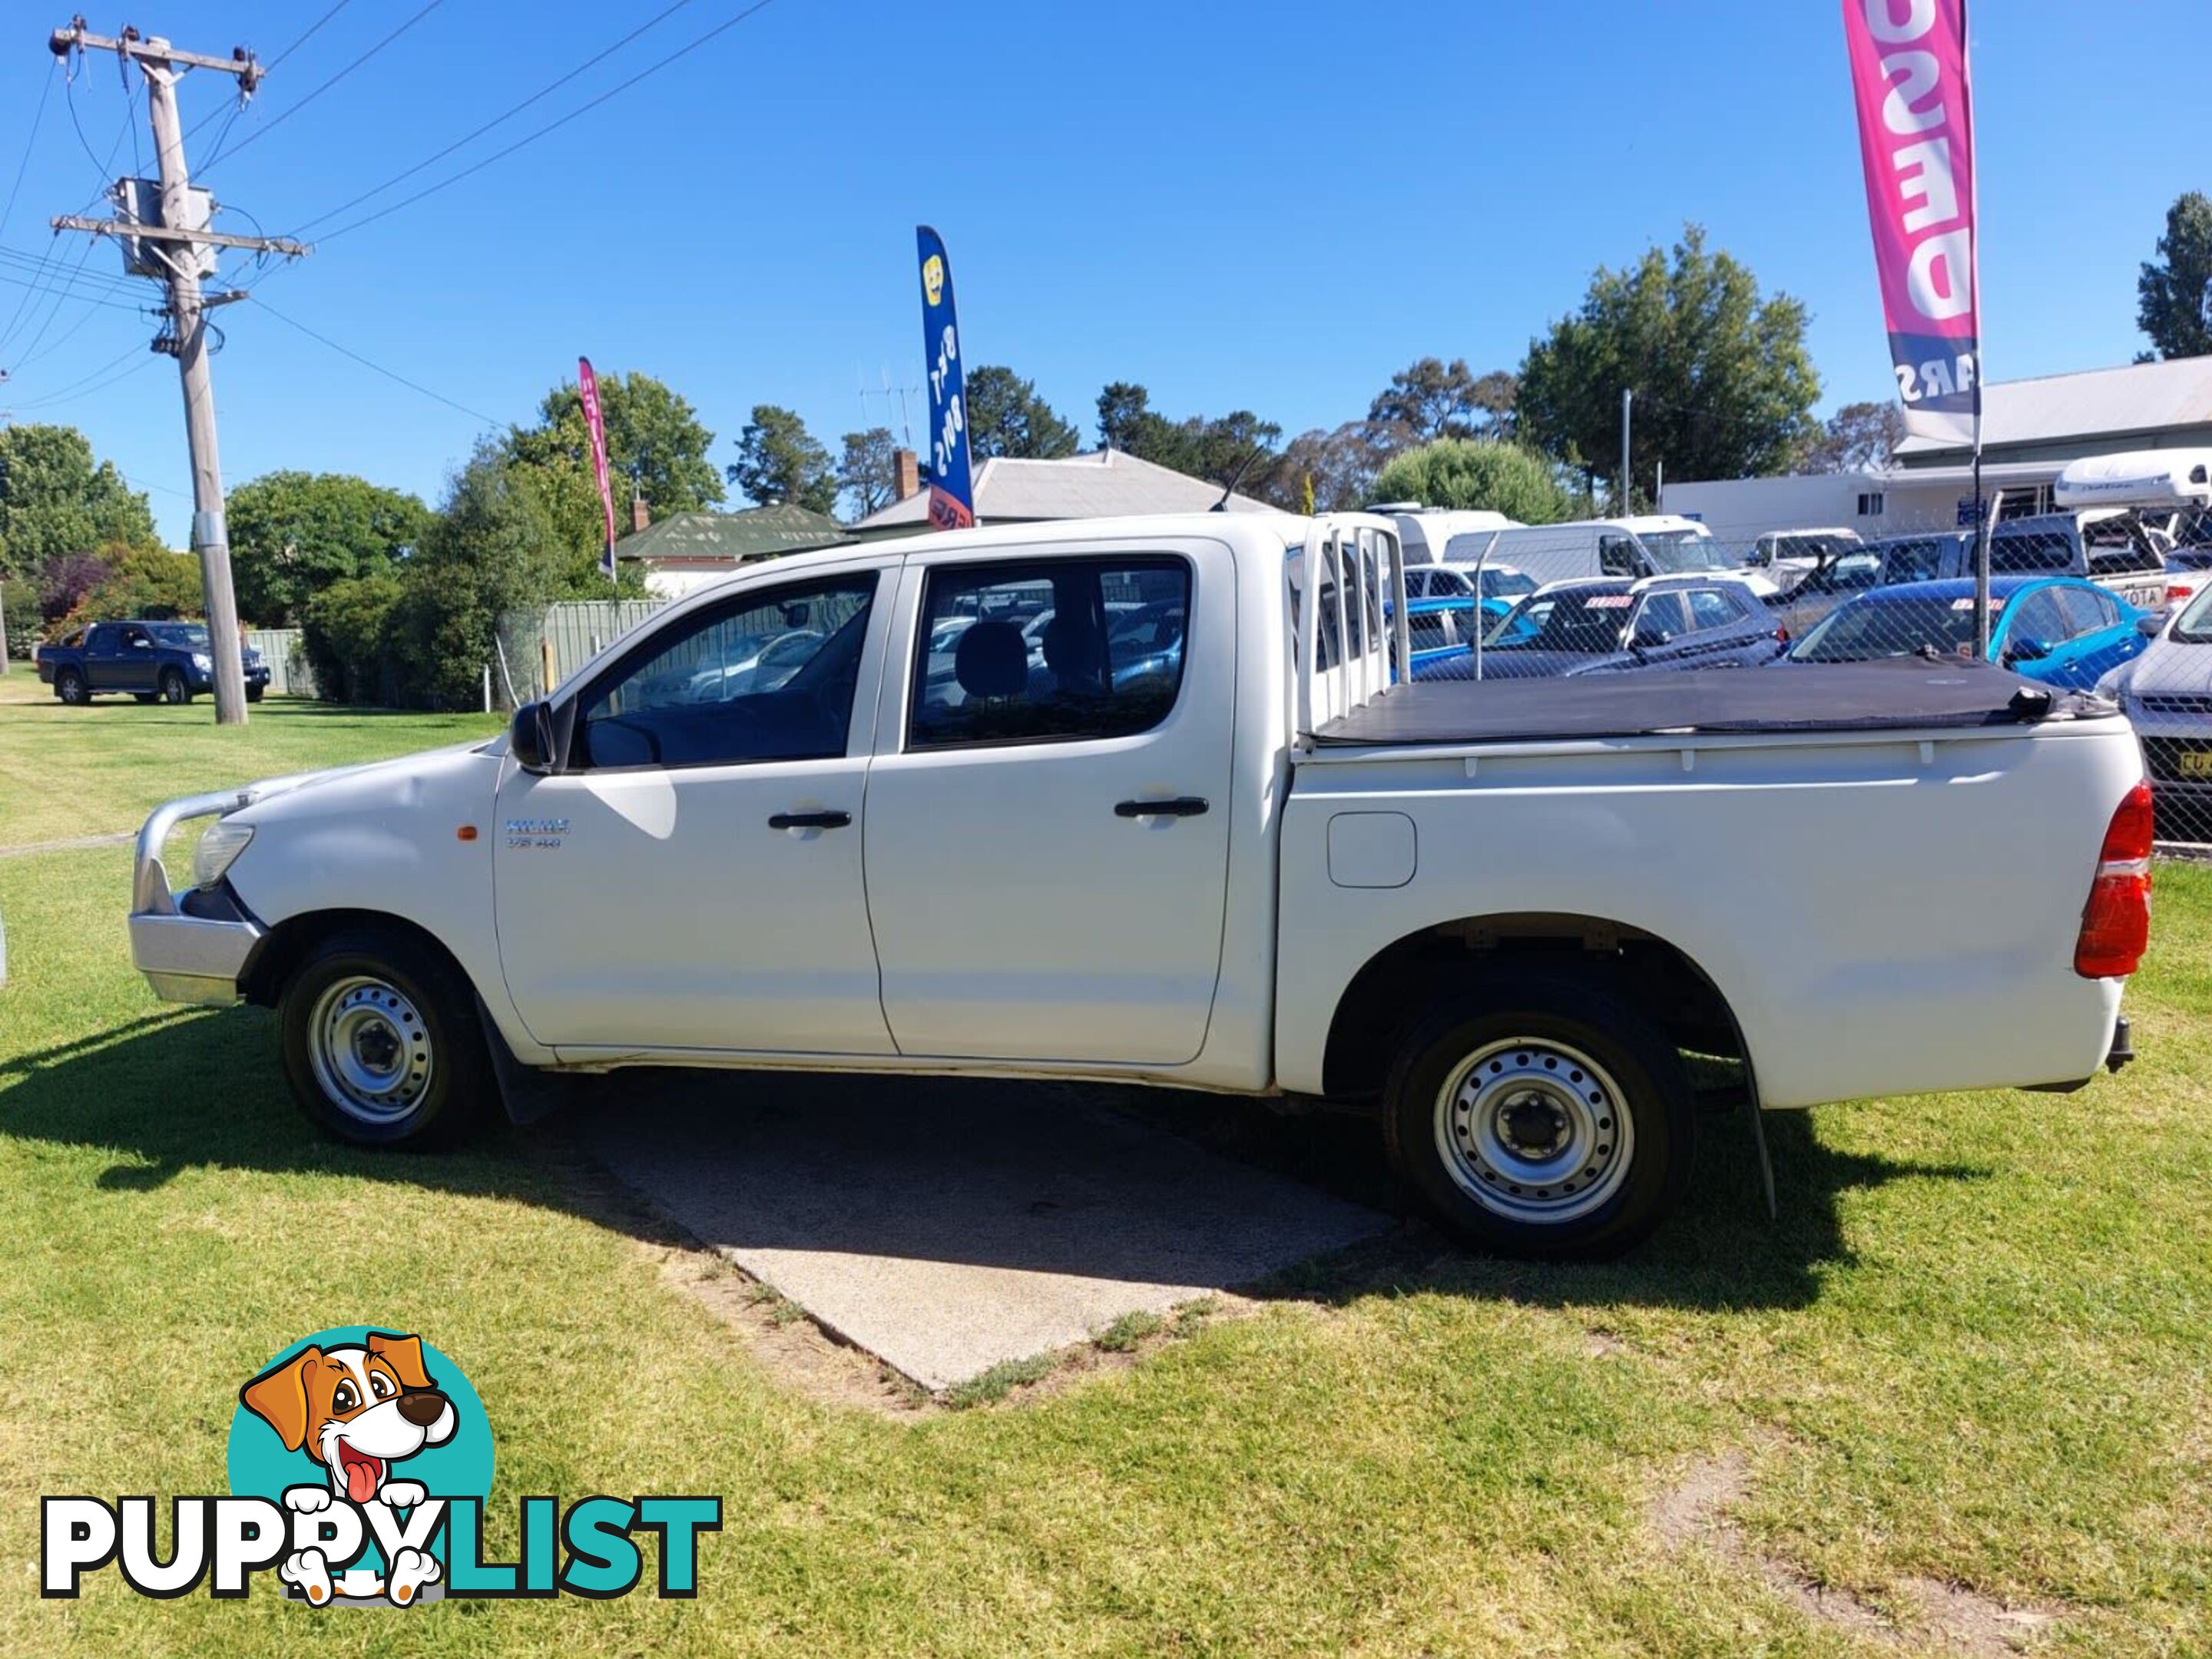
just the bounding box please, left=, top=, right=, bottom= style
left=2103, top=584, right=2212, bottom=843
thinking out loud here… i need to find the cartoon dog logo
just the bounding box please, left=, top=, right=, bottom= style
left=239, top=1331, right=456, bottom=1606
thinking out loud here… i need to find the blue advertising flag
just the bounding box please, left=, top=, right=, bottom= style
left=916, top=226, right=975, bottom=529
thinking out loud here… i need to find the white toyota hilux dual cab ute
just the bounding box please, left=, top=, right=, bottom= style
left=128, top=513, right=2152, bottom=1257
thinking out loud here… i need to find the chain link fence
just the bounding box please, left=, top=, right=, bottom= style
left=1400, top=501, right=2212, bottom=851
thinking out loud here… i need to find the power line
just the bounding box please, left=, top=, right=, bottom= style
left=0, top=65, right=55, bottom=243
left=179, top=1, right=354, bottom=150
left=253, top=297, right=502, bottom=426
left=268, top=0, right=357, bottom=72
left=289, top=0, right=700, bottom=237
left=313, top=0, right=781, bottom=244
left=9, top=339, right=157, bottom=408
left=200, top=0, right=443, bottom=177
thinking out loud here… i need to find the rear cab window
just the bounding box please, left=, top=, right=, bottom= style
left=909, top=556, right=1192, bottom=750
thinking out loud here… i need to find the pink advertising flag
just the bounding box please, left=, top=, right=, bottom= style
left=1841, top=0, right=1981, bottom=447
left=578, top=356, right=618, bottom=579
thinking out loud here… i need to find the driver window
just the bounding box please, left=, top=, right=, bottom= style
left=574, top=574, right=877, bottom=770
left=2005, top=590, right=2068, bottom=653
left=1632, top=592, right=1689, bottom=641
left=1598, top=535, right=1637, bottom=576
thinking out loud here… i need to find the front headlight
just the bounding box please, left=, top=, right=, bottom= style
left=191, top=820, right=254, bottom=889
left=191, top=652, right=212, bottom=671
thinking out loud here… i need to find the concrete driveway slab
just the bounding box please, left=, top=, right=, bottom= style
left=572, top=1073, right=1391, bottom=1392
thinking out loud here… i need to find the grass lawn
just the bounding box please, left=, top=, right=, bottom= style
left=1, top=691, right=2207, bottom=1654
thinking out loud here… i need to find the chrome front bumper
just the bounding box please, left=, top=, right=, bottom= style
left=130, top=789, right=264, bottom=1006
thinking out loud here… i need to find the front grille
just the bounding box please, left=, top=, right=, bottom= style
left=2137, top=694, right=2212, bottom=717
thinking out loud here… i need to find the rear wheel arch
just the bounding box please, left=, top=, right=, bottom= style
left=1320, top=912, right=1754, bottom=1103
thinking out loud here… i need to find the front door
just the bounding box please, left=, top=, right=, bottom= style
left=494, top=566, right=896, bottom=1055
left=96, top=624, right=157, bottom=693
left=863, top=545, right=1235, bottom=1065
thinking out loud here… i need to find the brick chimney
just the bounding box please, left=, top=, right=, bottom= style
left=893, top=448, right=921, bottom=502
left=630, top=491, right=651, bottom=534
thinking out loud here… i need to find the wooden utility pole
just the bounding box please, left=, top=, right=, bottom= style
left=47, top=20, right=310, bottom=724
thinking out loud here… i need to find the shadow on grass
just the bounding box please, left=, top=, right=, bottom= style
left=0, top=1005, right=1985, bottom=1313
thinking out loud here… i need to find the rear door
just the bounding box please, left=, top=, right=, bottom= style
left=863, top=538, right=1235, bottom=1065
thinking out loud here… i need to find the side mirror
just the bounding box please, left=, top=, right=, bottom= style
left=2137, top=612, right=2167, bottom=637
left=131, top=637, right=152, bottom=649
left=509, top=700, right=558, bottom=773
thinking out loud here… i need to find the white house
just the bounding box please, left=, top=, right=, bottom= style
left=1664, top=355, right=2212, bottom=544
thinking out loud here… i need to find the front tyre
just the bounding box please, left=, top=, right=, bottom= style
left=1384, top=974, right=1694, bottom=1260
left=279, top=927, right=492, bottom=1149
left=246, top=683, right=266, bottom=703
left=158, top=668, right=191, bottom=704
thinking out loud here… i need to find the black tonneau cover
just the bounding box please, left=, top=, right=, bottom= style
left=1310, top=659, right=2086, bottom=748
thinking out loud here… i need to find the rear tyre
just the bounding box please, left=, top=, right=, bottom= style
left=158, top=668, right=191, bottom=704
left=55, top=668, right=88, bottom=706
left=278, top=926, right=493, bottom=1150
left=245, top=684, right=265, bottom=703
left=1383, top=972, right=1694, bottom=1260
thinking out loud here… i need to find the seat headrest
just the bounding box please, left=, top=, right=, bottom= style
left=1041, top=615, right=1102, bottom=688
left=954, top=620, right=1029, bottom=699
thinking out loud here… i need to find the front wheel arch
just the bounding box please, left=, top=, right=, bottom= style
left=242, top=908, right=473, bottom=1012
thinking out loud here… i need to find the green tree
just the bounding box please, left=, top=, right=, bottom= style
left=727, top=405, right=837, bottom=515
left=506, top=369, right=724, bottom=530
left=301, top=571, right=407, bottom=706
left=1095, top=382, right=1282, bottom=488
left=965, top=366, right=1079, bottom=460
left=836, top=427, right=900, bottom=520
left=64, top=542, right=204, bottom=624
left=1261, top=421, right=1402, bottom=512
left=1370, top=440, right=1576, bottom=523
left=1798, top=401, right=1905, bottom=472
left=1368, top=359, right=1518, bottom=442
left=378, top=444, right=588, bottom=710
left=2137, top=191, right=2212, bottom=361
left=0, top=423, right=158, bottom=657
left=1517, top=225, right=1820, bottom=505
left=226, top=471, right=430, bottom=625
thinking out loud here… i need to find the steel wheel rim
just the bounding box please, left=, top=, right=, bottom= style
left=306, top=975, right=434, bottom=1125
left=1433, top=1037, right=1634, bottom=1224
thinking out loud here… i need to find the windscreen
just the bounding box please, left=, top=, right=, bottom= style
left=2173, top=584, right=2212, bottom=645
left=1638, top=528, right=1732, bottom=574
left=1486, top=588, right=1632, bottom=653
left=1793, top=597, right=1978, bottom=662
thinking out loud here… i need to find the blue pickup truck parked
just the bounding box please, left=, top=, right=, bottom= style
left=35, top=620, right=270, bottom=705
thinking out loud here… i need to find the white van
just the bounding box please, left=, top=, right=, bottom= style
left=1444, top=514, right=1740, bottom=591
left=1372, top=507, right=1520, bottom=567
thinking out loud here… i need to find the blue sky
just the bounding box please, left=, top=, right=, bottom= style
left=0, top=0, right=2199, bottom=543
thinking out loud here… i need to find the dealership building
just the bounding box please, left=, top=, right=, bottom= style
left=1662, top=355, right=2212, bottom=542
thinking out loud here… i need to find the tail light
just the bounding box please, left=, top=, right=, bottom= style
left=2075, top=780, right=2154, bottom=978
left=2165, top=581, right=2197, bottom=607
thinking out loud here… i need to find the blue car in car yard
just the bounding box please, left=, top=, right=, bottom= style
left=1783, top=575, right=2152, bottom=691
left=1412, top=574, right=1786, bottom=680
